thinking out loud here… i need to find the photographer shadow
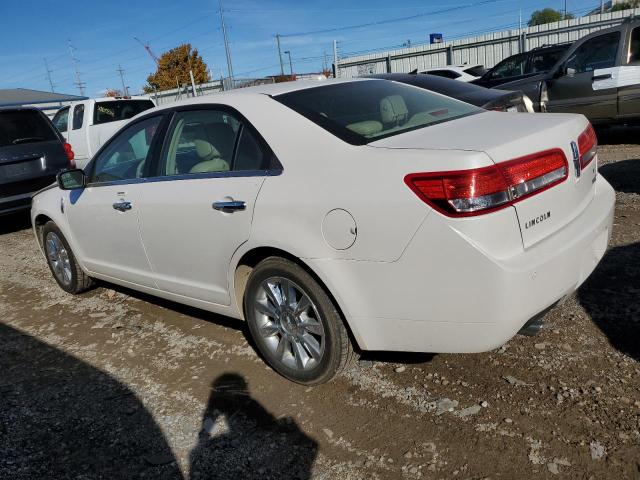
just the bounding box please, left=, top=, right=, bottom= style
left=189, top=373, right=317, bottom=480
left=578, top=241, right=640, bottom=362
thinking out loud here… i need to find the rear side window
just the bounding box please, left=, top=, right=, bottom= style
left=0, top=110, right=57, bottom=147
left=566, top=32, right=620, bottom=73
left=489, top=54, right=527, bottom=79
left=275, top=80, right=480, bottom=145
left=72, top=104, right=84, bottom=130
left=629, top=27, right=640, bottom=65
left=52, top=107, right=69, bottom=133
left=93, top=100, right=155, bottom=125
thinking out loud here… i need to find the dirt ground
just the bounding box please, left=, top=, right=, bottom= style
left=1, top=129, right=639, bottom=480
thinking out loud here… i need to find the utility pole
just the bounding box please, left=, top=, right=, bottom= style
left=600, top=0, right=605, bottom=14
left=333, top=40, right=339, bottom=78
left=323, top=51, right=328, bottom=73
left=117, top=65, right=129, bottom=96
left=43, top=58, right=55, bottom=93
left=276, top=34, right=285, bottom=76
left=564, top=0, right=567, bottom=19
left=284, top=50, right=293, bottom=77
left=219, top=0, right=234, bottom=84
left=68, top=40, right=86, bottom=96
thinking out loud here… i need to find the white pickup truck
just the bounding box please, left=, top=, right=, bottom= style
left=51, top=96, right=155, bottom=168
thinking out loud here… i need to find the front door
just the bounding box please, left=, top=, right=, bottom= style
left=547, top=31, right=621, bottom=122
left=66, top=115, right=165, bottom=287
left=138, top=107, right=279, bottom=305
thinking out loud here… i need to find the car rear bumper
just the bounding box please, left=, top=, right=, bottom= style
left=306, top=174, right=615, bottom=353
left=0, top=175, right=57, bottom=215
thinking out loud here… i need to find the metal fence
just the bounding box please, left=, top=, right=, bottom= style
left=150, top=77, right=276, bottom=105
left=337, top=8, right=640, bottom=77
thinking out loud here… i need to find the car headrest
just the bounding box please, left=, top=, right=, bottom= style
left=380, top=95, right=408, bottom=124
left=346, top=120, right=383, bottom=137
left=194, top=139, right=220, bottom=161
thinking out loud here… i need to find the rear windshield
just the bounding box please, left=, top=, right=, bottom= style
left=93, top=100, right=155, bottom=125
left=0, top=110, right=57, bottom=147
left=275, top=80, right=481, bottom=145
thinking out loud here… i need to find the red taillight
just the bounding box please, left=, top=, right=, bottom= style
left=405, top=149, right=568, bottom=217
left=578, top=124, right=597, bottom=169
left=63, top=142, right=76, bottom=168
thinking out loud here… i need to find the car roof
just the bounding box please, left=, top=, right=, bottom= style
left=149, top=78, right=374, bottom=113
left=0, top=106, right=42, bottom=113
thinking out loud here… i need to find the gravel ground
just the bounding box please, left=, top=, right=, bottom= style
left=1, top=129, right=639, bottom=479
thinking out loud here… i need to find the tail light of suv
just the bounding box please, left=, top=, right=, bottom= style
left=63, top=142, right=76, bottom=168
left=578, top=124, right=597, bottom=169
left=405, top=149, right=568, bottom=217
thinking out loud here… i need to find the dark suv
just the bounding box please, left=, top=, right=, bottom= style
left=0, top=107, right=74, bottom=215
left=472, top=44, right=571, bottom=89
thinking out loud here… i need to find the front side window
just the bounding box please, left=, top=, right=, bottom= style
left=275, top=80, right=480, bottom=145
left=90, top=116, right=162, bottom=183
left=489, top=55, right=528, bottom=79
left=566, top=32, right=620, bottom=74
left=52, top=107, right=69, bottom=133
left=629, top=27, right=640, bottom=65
left=93, top=100, right=155, bottom=125
left=528, top=49, right=566, bottom=73
left=72, top=104, right=84, bottom=130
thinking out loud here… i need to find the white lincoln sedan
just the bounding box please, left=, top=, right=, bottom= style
left=31, top=79, right=615, bottom=384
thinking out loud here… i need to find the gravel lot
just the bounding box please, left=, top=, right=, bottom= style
left=1, top=129, right=639, bottom=479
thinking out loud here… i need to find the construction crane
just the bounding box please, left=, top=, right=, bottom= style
left=134, top=37, right=159, bottom=65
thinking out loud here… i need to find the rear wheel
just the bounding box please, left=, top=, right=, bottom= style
left=244, top=257, right=355, bottom=385
left=42, top=221, right=93, bottom=294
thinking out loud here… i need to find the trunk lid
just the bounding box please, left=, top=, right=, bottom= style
left=371, top=111, right=596, bottom=248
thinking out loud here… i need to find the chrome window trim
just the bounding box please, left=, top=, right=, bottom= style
left=84, top=168, right=283, bottom=188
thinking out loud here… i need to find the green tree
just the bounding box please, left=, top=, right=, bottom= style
left=143, top=44, right=210, bottom=93
left=611, top=1, right=640, bottom=12
left=528, top=8, right=574, bottom=26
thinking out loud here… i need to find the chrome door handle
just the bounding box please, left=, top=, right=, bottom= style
left=112, top=201, right=132, bottom=212
left=212, top=200, right=246, bottom=212
left=593, top=73, right=612, bottom=81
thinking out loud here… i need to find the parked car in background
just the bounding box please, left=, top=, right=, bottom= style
left=370, top=73, right=533, bottom=112
left=420, top=65, right=486, bottom=82
left=52, top=96, right=155, bottom=168
left=32, top=78, right=614, bottom=385
left=0, top=107, right=74, bottom=215
left=472, top=44, right=571, bottom=89
left=474, top=17, right=640, bottom=122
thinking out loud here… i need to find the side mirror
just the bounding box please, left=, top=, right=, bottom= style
left=57, top=169, right=85, bottom=190
left=566, top=67, right=576, bottom=77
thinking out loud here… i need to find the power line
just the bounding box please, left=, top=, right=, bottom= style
left=117, top=65, right=129, bottom=96
left=219, top=0, right=234, bottom=81
left=278, top=0, right=507, bottom=37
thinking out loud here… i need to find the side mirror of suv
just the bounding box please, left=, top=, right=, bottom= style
left=57, top=169, right=85, bottom=190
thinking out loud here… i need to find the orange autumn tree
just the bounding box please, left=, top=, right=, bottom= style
left=143, top=43, right=210, bottom=93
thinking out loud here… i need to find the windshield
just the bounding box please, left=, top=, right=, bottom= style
left=93, top=100, right=155, bottom=125
left=0, top=110, right=57, bottom=147
left=275, top=80, right=481, bottom=145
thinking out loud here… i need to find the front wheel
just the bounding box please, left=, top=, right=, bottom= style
left=244, top=257, right=355, bottom=385
left=42, top=221, right=93, bottom=294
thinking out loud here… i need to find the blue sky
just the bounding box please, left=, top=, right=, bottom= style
left=0, top=0, right=597, bottom=96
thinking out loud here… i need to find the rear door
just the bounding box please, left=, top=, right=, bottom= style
left=547, top=31, right=621, bottom=121
left=66, top=114, right=166, bottom=286
left=137, top=106, right=278, bottom=305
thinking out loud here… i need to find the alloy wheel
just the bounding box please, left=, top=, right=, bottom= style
left=46, top=232, right=72, bottom=286
left=253, top=276, right=325, bottom=371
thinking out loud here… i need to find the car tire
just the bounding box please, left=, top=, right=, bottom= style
left=42, top=221, right=93, bottom=294
left=244, top=256, right=355, bottom=385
